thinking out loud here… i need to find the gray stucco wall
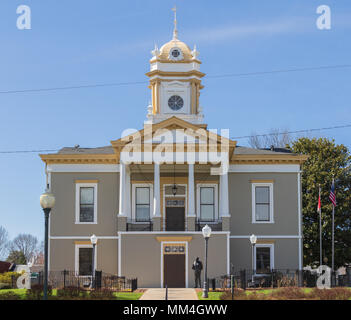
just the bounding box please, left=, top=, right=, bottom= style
left=230, top=238, right=300, bottom=271
left=120, top=233, right=228, bottom=288
left=50, top=172, right=119, bottom=236
left=50, top=238, right=118, bottom=274
left=228, top=172, right=299, bottom=235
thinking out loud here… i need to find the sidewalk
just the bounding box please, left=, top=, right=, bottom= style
left=139, top=288, right=198, bottom=300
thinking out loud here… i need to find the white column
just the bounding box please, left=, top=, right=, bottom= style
left=118, top=162, right=126, bottom=216
left=125, top=166, right=131, bottom=219
left=188, top=164, right=195, bottom=216
left=220, top=171, right=230, bottom=217
left=153, top=163, right=161, bottom=217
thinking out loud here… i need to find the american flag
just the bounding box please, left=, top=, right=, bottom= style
left=329, top=180, right=337, bottom=207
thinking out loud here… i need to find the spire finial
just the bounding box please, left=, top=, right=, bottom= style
left=172, top=6, right=178, bottom=40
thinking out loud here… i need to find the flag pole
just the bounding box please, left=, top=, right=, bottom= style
left=332, top=198, right=335, bottom=272
left=319, top=185, right=322, bottom=266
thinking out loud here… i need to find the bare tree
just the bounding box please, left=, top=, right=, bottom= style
left=10, top=233, right=38, bottom=263
left=0, top=226, right=9, bottom=260
left=248, top=128, right=292, bottom=149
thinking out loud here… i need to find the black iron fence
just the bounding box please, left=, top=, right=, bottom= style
left=208, top=268, right=351, bottom=290
left=30, top=270, right=137, bottom=291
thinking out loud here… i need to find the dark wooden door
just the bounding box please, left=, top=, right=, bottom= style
left=166, top=207, right=185, bottom=231
left=164, top=254, right=185, bottom=288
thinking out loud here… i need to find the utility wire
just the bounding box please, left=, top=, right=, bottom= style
left=0, top=64, right=350, bottom=95
left=0, top=123, right=350, bottom=154
left=231, top=124, right=351, bottom=140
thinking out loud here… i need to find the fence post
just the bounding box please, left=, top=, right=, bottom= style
left=63, top=269, right=66, bottom=289
left=11, top=275, right=15, bottom=289
left=297, top=270, right=303, bottom=287
left=346, top=266, right=351, bottom=287
left=230, top=275, right=234, bottom=300
left=95, top=270, right=102, bottom=289
left=240, top=270, right=246, bottom=290
left=331, top=271, right=336, bottom=288
left=211, top=278, right=216, bottom=291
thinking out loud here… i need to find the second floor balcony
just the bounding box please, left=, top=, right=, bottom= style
left=125, top=217, right=225, bottom=232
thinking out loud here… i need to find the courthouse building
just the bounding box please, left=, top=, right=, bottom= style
left=40, top=16, right=307, bottom=288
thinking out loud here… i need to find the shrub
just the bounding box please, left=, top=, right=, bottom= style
left=0, top=283, right=12, bottom=290
left=89, top=288, right=115, bottom=300
left=270, top=287, right=307, bottom=300
left=309, top=288, right=351, bottom=300
left=220, top=288, right=249, bottom=300
left=0, top=292, right=20, bottom=300
left=56, top=286, right=87, bottom=299
left=26, top=284, right=52, bottom=300
left=0, top=272, right=22, bottom=285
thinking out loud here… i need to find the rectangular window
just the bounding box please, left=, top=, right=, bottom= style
left=255, top=246, right=273, bottom=274
left=75, top=182, right=98, bottom=224
left=255, top=186, right=270, bottom=221
left=200, top=187, right=215, bottom=221
left=80, top=187, right=94, bottom=222
left=136, top=187, right=150, bottom=221
left=252, top=183, right=273, bottom=223
left=78, top=247, right=93, bottom=276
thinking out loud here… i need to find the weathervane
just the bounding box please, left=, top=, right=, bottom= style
left=172, top=6, right=178, bottom=40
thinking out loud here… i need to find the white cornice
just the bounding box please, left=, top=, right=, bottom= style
left=48, top=164, right=119, bottom=173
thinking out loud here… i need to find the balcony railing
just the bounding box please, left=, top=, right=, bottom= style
left=126, top=219, right=153, bottom=231
left=195, top=219, right=222, bottom=231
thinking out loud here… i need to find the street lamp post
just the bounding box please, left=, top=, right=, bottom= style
left=202, top=224, right=212, bottom=299
left=249, top=234, right=257, bottom=285
left=90, top=234, right=98, bottom=289
left=40, top=191, right=56, bottom=300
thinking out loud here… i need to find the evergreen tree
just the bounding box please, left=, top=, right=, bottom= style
left=6, top=250, right=27, bottom=265
left=290, top=137, right=351, bottom=268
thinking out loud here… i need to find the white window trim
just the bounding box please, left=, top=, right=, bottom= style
left=74, top=244, right=97, bottom=277
left=251, top=182, right=274, bottom=224
left=132, top=183, right=154, bottom=221
left=254, top=243, right=275, bottom=274
left=196, top=183, right=219, bottom=221
left=75, top=182, right=98, bottom=224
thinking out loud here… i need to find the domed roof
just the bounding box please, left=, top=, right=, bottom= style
left=158, top=38, right=194, bottom=62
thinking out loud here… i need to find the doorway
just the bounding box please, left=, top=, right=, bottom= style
left=163, top=254, right=185, bottom=288
left=165, top=200, right=185, bottom=231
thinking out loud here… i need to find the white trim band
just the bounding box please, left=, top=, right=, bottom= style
left=229, top=164, right=300, bottom=173
left=230, top=235, right=301, bottom=239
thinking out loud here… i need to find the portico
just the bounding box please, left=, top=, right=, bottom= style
left=117, top=161, right=231, bottom=232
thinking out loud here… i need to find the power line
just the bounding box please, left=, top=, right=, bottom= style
left=0, top=81, right=148, bottom=94
left=206, top=64, right=351, bottom=79
left=0, top=64, right=350, bottom=95
left=231, top=124, right=351, bottom=140
left=0, top=123, right=350, bottom=154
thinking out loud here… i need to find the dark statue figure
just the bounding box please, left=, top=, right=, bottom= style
left=192, top=257, right=203, bottom=288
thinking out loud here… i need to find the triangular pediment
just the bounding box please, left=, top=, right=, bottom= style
left=111, top=116, right=236, bottom=148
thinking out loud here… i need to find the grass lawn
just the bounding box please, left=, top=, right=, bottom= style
left=114, top=292, right=143, bottom=300
left=196, top=290, right=224, bottom=300
left=0, top=289, right=142, bottom=300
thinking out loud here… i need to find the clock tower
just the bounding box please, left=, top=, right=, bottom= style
left=145, top=7, right=205, bottom=124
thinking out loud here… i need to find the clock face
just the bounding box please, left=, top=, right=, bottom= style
left=171, top=49, right=180, bottom=58
left=168, top=95, right=184, bottom=111
left=169, top=47, right=183, bottom=61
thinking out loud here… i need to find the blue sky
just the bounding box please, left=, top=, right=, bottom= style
left=0, top=0, right=350, bottom=244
